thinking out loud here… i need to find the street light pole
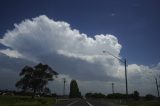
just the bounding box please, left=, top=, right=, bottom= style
left=124, top=59, right=128, bottom=100
left=103, top=50, right=128, bottom=101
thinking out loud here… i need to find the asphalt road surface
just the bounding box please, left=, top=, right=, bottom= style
left=53, top=99, right=108, bottom=106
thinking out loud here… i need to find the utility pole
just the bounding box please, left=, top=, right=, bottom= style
left=63, top=78, right=66, bottom=96
left=159, top=75, right=160, bottom=88
left=155, top=77, right=159, bottom=97
left=124, top=59, right=128, bottom=100
left=112, top=83, right=115, bottom=94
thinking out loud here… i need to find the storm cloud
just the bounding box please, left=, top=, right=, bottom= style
left=0, top=15, right=159, bottom=95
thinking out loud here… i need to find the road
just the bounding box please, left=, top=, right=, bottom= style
left=53, top=99, right=108, bottom=106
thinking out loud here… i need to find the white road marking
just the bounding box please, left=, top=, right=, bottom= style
left=86, top=101, right=94, bottom=106
left=67, top=99, right=80, bottom=106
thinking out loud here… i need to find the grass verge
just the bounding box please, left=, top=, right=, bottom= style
left=99, top=99, right=160, bottom=106
left=126, top=100, right=160, bottom=106
left=0, top=95, right=56, bottom=106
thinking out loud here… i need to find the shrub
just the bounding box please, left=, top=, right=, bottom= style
left=145, top=94, right=155, bottom=100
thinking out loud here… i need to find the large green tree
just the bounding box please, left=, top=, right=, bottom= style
left=69, top=80, right=81, bottom=98
left=15, top=63, right=58, bottom=98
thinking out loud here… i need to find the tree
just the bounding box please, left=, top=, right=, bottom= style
left=85, top=92, right=106, bottom=98
left=43, top=87, right=51, bottom=95
left=133, top=91, right=140, bottom=100
left=15, top=63, right=58, bottom=98
left=145, top=94, right=155, bottom=100
left=69, top=80, right=81, bottom=98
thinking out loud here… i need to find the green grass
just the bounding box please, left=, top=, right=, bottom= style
left=126, top=100, right=160, bottom=106
left=0, top=95, right=56, bottom=106
left=99, top=99, right=160, bottom=106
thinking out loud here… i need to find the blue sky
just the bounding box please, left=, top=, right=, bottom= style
left=0, top=0, right=160, bottom=95
left=0, top=0, right=160, bottom=65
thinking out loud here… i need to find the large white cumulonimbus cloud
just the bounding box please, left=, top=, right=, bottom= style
left=0, top=15, right=122, bottom=81
left=0, top=15, right=159, bottom=95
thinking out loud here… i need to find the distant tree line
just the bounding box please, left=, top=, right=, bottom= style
left=0, top=89, right=57, bottom=97
left=85, top=93, right=106, bottom=98
left=85, top=91, right=157, bottom=101
left=107, top=91, right=140, bottom=100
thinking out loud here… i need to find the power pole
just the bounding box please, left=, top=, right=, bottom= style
left=112, top=83, right=115, bottom=94
left=124, top=59, right=128, bottom=100
left=159, top=75, right=160, bottom=88
left=155, top=77, right=159, bottom=97
left=63, top=78, right=66, bottom=96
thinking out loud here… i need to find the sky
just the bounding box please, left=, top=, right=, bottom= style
left=0, top=0, right=160, bottom=96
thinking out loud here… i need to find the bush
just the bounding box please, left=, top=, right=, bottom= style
left=145, top=94, right=155, bottom=100
left=107, top=93, right=126, bottom=99
left=85, top=93, right=106, bottom=98
left=133, top=91, right=140, bottom=100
